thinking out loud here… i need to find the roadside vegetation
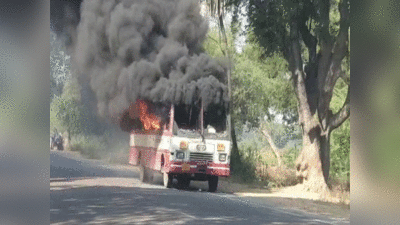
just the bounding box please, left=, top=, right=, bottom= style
left=202, top=0, right=349, bottom=203
left=50, top=31, right=129, bottom=163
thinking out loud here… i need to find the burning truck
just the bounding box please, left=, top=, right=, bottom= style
left=51, top=0, right=231, bottom=191
left=121, top=99, right=230, bottom=192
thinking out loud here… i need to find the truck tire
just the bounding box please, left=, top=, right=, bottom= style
left=147, top=169, right=155, bottom=183
left=208, top=175, right=218, bottom=192
left=139, top=165, right=148, bottom=183
left=163, top=172, right=173, bottom=188
left=177, top=175, right=190, bottom=189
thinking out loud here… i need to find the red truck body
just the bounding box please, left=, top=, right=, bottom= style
left=128, top=103, right=231, bottom=191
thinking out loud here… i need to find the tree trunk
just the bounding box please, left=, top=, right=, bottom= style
left=230, top=115, right=241, bottom=170
left=213, top=1, right=239, bottom=172
left=293, top=68, right=330, bottom=195
left=295, top=121, right=330, bottom=194
left=285, top=0, right=349, bottom=196
left=63, top=131, right=70, bottom=151
left=260, top=122, right=282, bottom=167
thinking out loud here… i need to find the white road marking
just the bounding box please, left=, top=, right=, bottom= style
left=62, top=198, right=77, bottom=202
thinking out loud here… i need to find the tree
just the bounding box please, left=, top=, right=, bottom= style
left=233, top=31, right=298, bottom=169
left=205, top=26, right=300, bottom=168
left=260, top=120, right=283, bottom=167
left=51, top=97, right=80, bottom=142
left=203, top=0, right=241, bottom=167
left=50, top=31, right=71, bottom=99
left=50, top=77, right=83, bottom=141
left=228, top=0, right=350, bottom=194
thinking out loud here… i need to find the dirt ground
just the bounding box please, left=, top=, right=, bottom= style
left=215, top=177, right=350, bottom=219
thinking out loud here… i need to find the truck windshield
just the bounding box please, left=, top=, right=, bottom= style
left=174, top=103, right=229, bottom=140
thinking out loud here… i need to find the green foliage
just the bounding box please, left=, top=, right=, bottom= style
left=50, top=31, right=81, bottom=136
left=330, top=78, right=350, bottom=182
left=50, top=74, right=103, bottom=140
left=282, top=147, right=300, bottom=168
left=69, top=131, right=130, bottom=162
left=227, top=0, right=350, bottom=188
left=261, top=119, right=302, bottom=148
left=50, top=95, right=84, bottom=137
left=203, top=27, right=236, bottom=58
left=50, top=31, right=71, bottom=99
left=229, top=0, right=349, bottom=57
left=234, top=138, right=259, bottom=182
left=69, top=134, right=106, bottom=159
left=62, top=76, right=81, bottom=102
left=203, top=21, right=300, bottom=182
left=237, top=132, right=301, bottom=187
left=330, top=119, right=350, bottom=182
left=231, top=31, right=297, bottom=128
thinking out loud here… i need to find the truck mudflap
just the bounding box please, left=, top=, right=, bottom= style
left=167, top=161, right=230, bottom=177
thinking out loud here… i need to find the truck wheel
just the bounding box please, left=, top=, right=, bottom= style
left=208, top=175, right=218, bottom=192
left=139, top=165, right=148, bottom=183
left=183, top=179, right=190, bottom=189
left=147, top=169, right=155, bottom=184
left=177, top=176, right=190, bottom=189
left=163, top=172, right=172, bottom=188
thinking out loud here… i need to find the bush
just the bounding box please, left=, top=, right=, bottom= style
left=70, top=134, right=106, bottom=160
left=232, top=140, right=260, bottom=182
left=282, top=147, right=300, bottom=168
left=330, top=120, right=350, bottom=183
left=69, top=131, right=130, bottom=163
left=266, top=166, right=299, bottom=188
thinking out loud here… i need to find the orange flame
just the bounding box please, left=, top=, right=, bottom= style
left=136, top=99, right=161, bottom=131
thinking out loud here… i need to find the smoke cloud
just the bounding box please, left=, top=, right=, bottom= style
left=55, top=0, right=229, bottom=123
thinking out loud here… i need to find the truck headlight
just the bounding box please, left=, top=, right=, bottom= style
left=219, top=153, right=227, bottom=162
left=176, top=151, right=185, bottom=159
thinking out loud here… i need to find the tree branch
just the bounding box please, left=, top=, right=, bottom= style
left=318, top=0, right=350, bottom=131
left=289, top=21, right=303, bottom=72
left=330, top=0, right=350, bottom=77
left=316, top=0, right=331, bottom=45
left=329, top=84, right=350, bottom=130
left=299, top=0, right=317, bottom=63
left=260, top=122, right=282, bottom=167
left=288, top=19, right=315, bottom=131
left=299, top=22, right=317, bottom=63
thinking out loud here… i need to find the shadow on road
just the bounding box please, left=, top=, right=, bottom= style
left=50, top=151, right=138, bottom=180
left=51, top=185, right=335, bottom=225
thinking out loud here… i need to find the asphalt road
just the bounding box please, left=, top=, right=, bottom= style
left=50, top=150, right=350, bottom=224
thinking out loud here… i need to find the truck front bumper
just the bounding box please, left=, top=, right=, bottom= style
left=167, top=161, right=230, bottom=177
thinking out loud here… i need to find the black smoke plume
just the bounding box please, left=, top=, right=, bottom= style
left=51, top=0, right=229, bottom=130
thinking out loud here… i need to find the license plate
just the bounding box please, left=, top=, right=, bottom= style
left=197, top=161, right=207, bottom=165
left=182, top=163, right=190, bottom=171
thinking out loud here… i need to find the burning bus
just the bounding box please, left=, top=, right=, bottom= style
left=122, top=99, right=230, bottom=192
left=52, top=0, right=231, bottom=191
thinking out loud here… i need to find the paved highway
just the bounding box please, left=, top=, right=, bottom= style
left=50, top=150, right=349, bottom=224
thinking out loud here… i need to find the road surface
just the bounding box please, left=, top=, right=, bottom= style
left=50, top=150, right=350, bottom=224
